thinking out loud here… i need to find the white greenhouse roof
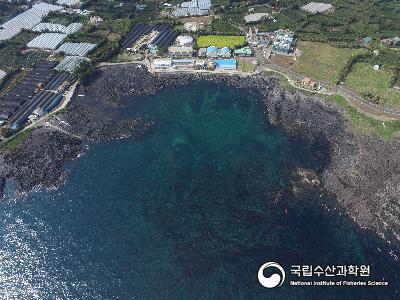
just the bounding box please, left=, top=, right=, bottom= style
left=0, top=70, right=6, bottom=80
left=32, top=2, right=63, bottom=13
left=55, top=56, right=89, bottom=72
left=181, top=0, right=211, bottom=10
left=32, top=22, right=82, bottom=34
left=301, top=2, right=333, bottom=14
left=244, top=13, right=269, bottom=23
left=0, top=2, right=63, bottom=41
left=172, top=8, right=209, bottom=17
left=174, top=0, right=211, bottom=17
left=33, top=23, right=68, bottom=33
left=64, top=23, right=83, bottom=34
left=56, top=0, right=81, bottom=7
left=56, top=42, right=97, bottom=56
left=27, top=33, right=67, bottom=50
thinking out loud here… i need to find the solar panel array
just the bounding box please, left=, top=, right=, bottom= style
left=0, top=2, right=63, bottom=41
left=27, top=33, right=68, bottom=50
left=122, top=24, right=152, bottom=48
left=55, top=56, right=89, bottom=72
left=56, top=42, right=97, bottom=56
left=0, top=61, right=57, bottom=121
left=0, top=60, right=77, bottom=126
left=122, top=24, right=178, bottom=50
left=56, top=0, right=81, bottom=7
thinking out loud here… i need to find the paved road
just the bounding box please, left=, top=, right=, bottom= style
left=100, top=53, right=400, bottom=120
left=255, top=50, right=400, bottom=120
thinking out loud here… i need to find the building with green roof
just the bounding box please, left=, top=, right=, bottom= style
left=233, top=46, right=252, bottom=57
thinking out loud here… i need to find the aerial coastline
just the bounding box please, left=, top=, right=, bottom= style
left=1, top=0, right=400, bottom=297
left=0, top=64, right=399, bottom=250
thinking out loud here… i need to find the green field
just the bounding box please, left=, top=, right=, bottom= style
left=196, top=35, right=246, bottom=49
left=329, top=95, right=400, bottom=140
left=344, top=62, right=400, bottom=108
left=237, top=59, right=257, bottom=73
left=2, top=128, right=33, bottom=152
left=293, top=41, right=366, bottom=83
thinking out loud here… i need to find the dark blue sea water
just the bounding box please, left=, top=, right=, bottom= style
left=0, top=84, right=399, bottom=299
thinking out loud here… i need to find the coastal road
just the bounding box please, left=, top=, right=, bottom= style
left=255, top=50, right=400, bottom=121
left=99, top=54, right=400, bottom=121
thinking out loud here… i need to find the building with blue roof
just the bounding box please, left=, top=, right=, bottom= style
left=206, top=46, right=218, bottom=58
left=219, top=47, right=231, bottom=58
left=363, top=36, right=372, bottom=44
left=215, top=59, right=237, bottom=70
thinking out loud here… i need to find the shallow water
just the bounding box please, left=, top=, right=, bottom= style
left=0, top=84, right=399, bottom=299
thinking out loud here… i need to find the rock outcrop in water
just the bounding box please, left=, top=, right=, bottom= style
left=0, top=64, right=399, bottom=246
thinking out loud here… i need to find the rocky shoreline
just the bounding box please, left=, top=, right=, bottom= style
left=1, top=64, right=400, bottom=245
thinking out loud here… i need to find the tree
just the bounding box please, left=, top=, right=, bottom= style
left=74, top=60, right=97, bottom=83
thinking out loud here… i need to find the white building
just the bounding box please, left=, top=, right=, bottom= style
left=168, top=46, right=194, bottom=58
left=153, top=59, right=172, bottom=69
left=176, top=35, right=194, bottom=47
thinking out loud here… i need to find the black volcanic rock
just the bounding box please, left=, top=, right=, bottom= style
left=0, top=64, right=399, bottom=245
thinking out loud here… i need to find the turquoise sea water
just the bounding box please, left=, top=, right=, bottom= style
left=0, top=84, right=399, bottom=299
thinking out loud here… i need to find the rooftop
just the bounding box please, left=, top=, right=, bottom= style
left=169, top=46, right=194, bottom=52
left=27, top=33, right=67, bottom=50
left=56, top=42, right=97, bottom=56
left=55, top=56, right=89, bottom=72
left=244, top=13, right=269, bottom=23
left=56, top=0, right=81, bottom=6
left=0, top=2, right=63, bottom=41
left=234, top=47, right=252, bottom=55
left=206, top=46, right=218, bottom=53
left=301, top=2, right=333, bottom=14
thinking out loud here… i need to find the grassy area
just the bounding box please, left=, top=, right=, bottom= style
left=263, top=71, right=297, bottom=93
left=237, top=59, right=256, bottom=73
left=197, top=35, right=246, bottom=49
left=293, top=41, right=366, bottom=83
left=344, top=62, right=400, bottom=108
left=2, top=128, right=33, bottom=152
left=265, top=69, right=400, bottom=140
left=113, top=52, right=144, bottom=63
left=328, top=95, right=400, bottom=140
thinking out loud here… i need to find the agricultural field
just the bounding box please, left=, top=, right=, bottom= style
left=44, top=12, right=87, bottom=25
left=206, top=0, right=399, bottom=45
left=344, top=62, right=400, bottom=108
left=113, top=52, right=144, bottom=63
left=280, top=0, right=399, bottom=44
left=0, top=32, right=39, bottom=71
left=197, top=35, right=246, bottom=49
left=0, top=2, right=23, bottom=24
left=293, top=41, right=366, bottom=83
